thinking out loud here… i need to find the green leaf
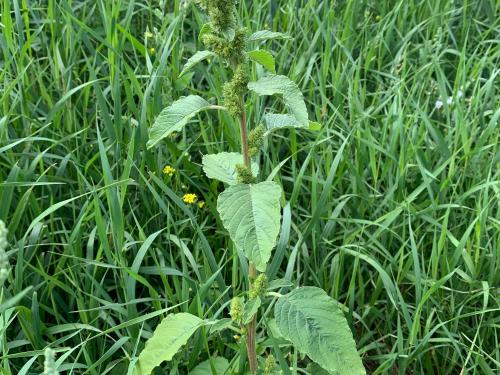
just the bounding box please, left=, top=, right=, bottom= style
left=308, top=121, right=322, bottom=131
left=265, top=114, right=301, bottom=130
left=248, top=75, right=308, bottom=126
left=0, top=287, right=33, bottom=315
left=243, top=297, right=261, bottom=324
left=208, top=318, right=233, bottom=334
left=198, top=23, right=213, bottom=42
left=190, top=357, right=230, bottom=375
left=274, top=287, right=365, bottom=375
left=247, top=50, right=275, bottom=73
left=174, top=72, right=194, bottom=90
left=147, top=95, right=217, bottom=149
left=202, top=152, right=259, bottom=185
left=217, top=181, right=282, bottom=271
left=306, top=363, right=331, bottom=375
left=267, top=278, right=293, bottom=291
left=265, top=319, right=287, bottom=343
left=264, top=114, right=321, bottom=134
left=179, top=50, right=216, bottom=77
left=249, top=30, right=292, bottom=42
left=135, top=313, right=203, bottom=375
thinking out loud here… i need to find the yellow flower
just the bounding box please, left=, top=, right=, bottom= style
left=149, top=47, right=155, bottom=55
left=197, top=201, right=205, bottom=209
left=182, top=193, right=198, bottom=204
left=163, top=165, right=176, bottom=177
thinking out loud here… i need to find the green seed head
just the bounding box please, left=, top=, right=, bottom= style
left=235, top=164, right=256, bottom=184
left=264, top=354, right=276, bottom=374
left=196, top=0, right=208, bottom=10
left=43, top=348, right=59, bottom=375
left=229, top=296, right=244, bottom=323
left=202, top=0, right=237, bottom=33
left=249, top=273, right=268, bottom=299
left=202, top=27, right=247, bottom=65
left=0, top=220, right=9, bottom=285
left=0, top=220, right=7, bottom=251
left=223, top=81, right=242, bottom=117
left=248, top=124, right=265, bottom=157
left=223, top=65, right=248, bottom=117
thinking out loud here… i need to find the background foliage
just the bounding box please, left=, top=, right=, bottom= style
left=0, top=0, right=499, bottom=373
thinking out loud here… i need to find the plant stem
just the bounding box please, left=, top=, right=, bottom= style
left=247, top=262, right=258, bottom=374
left=239, top=80, right=257, bottom=373
left=239, top=98, right=250, bottom=168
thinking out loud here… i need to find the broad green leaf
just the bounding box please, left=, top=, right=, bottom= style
left=147, top=96, right=217, bottom=149
left=265, top=114, right=301, bottom=131
left=249, top=30, right=292, bottom=42
left=179, top=51, right=216, bottom=77
left=243, top=297, right=261, bottom=324
left=274, top=287, right=365, bottom=375
left=208, top=318, right=233, bottom=335
left=265, top=114, right=321, bottom=133
left=217, top=181, right=282, bottom=271
left=306, top=363, right=330, bottom=375
left=267, top=278, right=293, bottom=290
left=190, top=357, right=230, bottom=375
left=248, top=75, right=308, bottom=126
left=135, top=313, right=203, bottom=375
left=266, top=318, right=284, bottom=339
left=202, top=152, right=259, bottom=185
left=247, top=50, right=275, bottom=73
left=174, top=72, right=195, bottom=90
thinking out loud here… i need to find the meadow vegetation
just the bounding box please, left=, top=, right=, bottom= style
left=0, top=0, right=499, bottom=374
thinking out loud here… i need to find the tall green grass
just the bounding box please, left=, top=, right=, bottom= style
left=0, top=0, right=498, bottom=373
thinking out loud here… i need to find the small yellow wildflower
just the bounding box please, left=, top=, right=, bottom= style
left=182, top=193, right=198, bottom=204
left=163, top=165, right=176, bottom=177
left=149, top=47, right=155, bottom=55
left=197, top=201, right=205, bottom=209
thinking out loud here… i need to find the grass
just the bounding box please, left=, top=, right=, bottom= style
left=0, top=0, right=499, bottom=373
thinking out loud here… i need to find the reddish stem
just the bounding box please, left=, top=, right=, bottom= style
left=247, top=263, right=258, bottom=374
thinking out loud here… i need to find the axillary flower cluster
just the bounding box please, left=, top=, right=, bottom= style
left=196, top=0, right=263, bottom=184
left=197, top=0, right=247, bottom=115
